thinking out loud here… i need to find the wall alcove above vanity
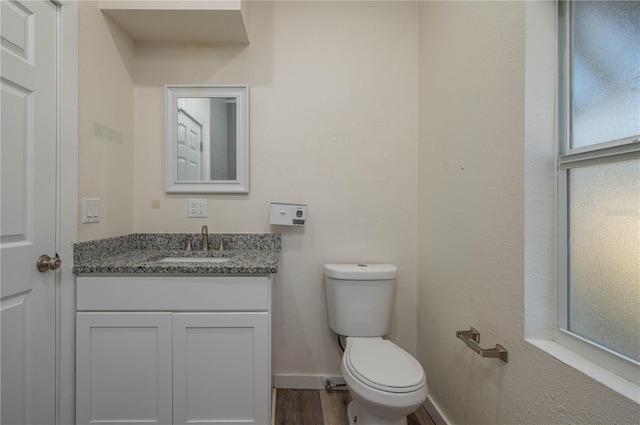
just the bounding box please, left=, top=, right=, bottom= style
left=99, top=1, right=250, bottom=44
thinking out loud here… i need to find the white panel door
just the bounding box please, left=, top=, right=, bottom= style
left=76, top=313, right=173, bottom=425
left=172, top=313, right=270, bottom=425
left=1, top=1, right=58, bottom=424
left=177, top=109, right=203, bottom=180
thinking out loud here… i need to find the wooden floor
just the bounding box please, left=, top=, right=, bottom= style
left=274, top=388, right=435, bottom=425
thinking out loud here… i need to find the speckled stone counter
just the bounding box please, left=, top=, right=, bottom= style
left=73, top=233, right=281, bottom=275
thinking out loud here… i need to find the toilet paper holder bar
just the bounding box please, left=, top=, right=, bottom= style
left=456, top=327, right=508, bottom=363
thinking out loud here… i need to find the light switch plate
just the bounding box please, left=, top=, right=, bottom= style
left=82, top=198, right=100, bottom=223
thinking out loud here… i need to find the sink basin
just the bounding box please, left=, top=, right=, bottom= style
left=157, top=257, right=230, bottom=263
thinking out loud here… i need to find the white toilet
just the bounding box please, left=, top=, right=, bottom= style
left=323, top=264, right=428, bottom=425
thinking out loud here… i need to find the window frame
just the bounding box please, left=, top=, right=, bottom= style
left=555, top=0, right=640, bottom=386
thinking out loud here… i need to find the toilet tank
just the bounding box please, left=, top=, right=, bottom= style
left=323, top=264, right=397, bottom=337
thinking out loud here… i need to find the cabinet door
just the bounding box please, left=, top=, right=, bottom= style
left=76, top=313, right=173, bottom=425
left=173, top=313, right=270, bottom=425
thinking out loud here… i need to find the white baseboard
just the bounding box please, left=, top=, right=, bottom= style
left=273, top=373, right=450, bottom=425
left=273, top=373, right=345, bottom=390
left=423, top=394, right=450, bottom=425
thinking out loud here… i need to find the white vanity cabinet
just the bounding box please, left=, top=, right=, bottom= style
left=76, top=275, right=272, bottom=425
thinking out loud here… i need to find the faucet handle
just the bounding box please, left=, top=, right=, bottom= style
left=185, top=237, right=192, bottom=251
left=218, top=237, right=225, bottom=252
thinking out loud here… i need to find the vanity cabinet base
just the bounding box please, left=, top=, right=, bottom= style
left=172, top=312, right=269, bottom=424
left=75, top=276, right=272, bottom=425
left=76, top=313, right=173, bottom=425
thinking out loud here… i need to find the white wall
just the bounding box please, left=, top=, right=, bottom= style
left=131, top=1, right=420, bottom=376
left=417, top=2, right=640, bottom=424
left=77, top=1, right=639, bottom=421
left=78, top=1, right=135, bottom=241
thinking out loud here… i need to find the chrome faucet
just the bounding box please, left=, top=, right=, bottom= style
left=201, top=225, right=209, bottom=251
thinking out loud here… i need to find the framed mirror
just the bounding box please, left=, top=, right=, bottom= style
left=165, top=85, right=249, bottom=193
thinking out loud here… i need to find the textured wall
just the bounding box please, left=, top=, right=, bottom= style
left=417, top=2, right=640, bottom=424
left=78, top=1, right=135, bottom=241
left=76, top=1, right=639, bottom=421
left=131, top=1, right=420, bottom=375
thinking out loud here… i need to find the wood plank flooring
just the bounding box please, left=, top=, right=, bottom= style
left=274, top=389, right=435, bottom=425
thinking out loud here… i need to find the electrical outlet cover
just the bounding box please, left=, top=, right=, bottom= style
left=188, top=199, right=207, bottom=218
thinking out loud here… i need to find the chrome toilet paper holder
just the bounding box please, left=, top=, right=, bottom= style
left=456, top=327, right=508, bottom=363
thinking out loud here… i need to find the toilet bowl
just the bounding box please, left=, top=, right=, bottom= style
left=341, top=337, right=427, bottom=425
left=323, top=264, right=428, bottom=425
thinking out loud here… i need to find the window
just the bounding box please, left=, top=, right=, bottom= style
left=557, top=1, right=640, bottom=383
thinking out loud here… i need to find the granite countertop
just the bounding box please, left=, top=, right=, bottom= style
left=73, top=233, right=281, bottom=275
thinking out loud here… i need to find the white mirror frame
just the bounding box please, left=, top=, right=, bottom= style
left=165, top=84, right=249, bottom=193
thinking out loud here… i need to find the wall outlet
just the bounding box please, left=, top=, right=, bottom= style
left=188, top=199, right=207, bottom=218
left=82, top=198, right=100, bottom=223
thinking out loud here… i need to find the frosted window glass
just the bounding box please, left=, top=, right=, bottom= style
left=571, top=1, right=640, bottom=149
left=568, top=158, right=640, bottom=361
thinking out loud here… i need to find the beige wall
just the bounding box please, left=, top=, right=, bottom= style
left=78, top=1, right=135, bottom=241
left=78, top=0, right=639, bottom=421
left=417, top=2, right=639, bottom=424
left=80, top=1, right=419, bottom=376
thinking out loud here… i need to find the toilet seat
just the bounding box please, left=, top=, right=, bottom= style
left=344, top=338, right=425, bottom=394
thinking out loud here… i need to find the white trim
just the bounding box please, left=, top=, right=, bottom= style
left=556, top=0, right=640, bottom=385
left=559, top=143, right=640, bottom=169
left=272, top=373, right=450, bottom=424
left=553, top=329, right=640, bottom=387
left=527, top=338, right=640, bottom=403
left=564, top=135, right=640, bottom=156
left=557, top=0, right=570, bottom=157
left=165, top=84, right=250, bottom=194
left=525, top=0, right=640, bottom=403
left=273, top=373, right=345, bottom=390
left=54, top=1, right=78, bottom=424
left=557, top=167, right=568, bottom=330
left=524, top=0, right=558, bottom=341
left=423, top=394, right=451, bottom=425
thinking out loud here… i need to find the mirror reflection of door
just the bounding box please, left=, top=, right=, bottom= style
left=177, top=97, right=207, bottom=181
left=177, top=108, right=203, bottom=180
left=177, top=97, right=237, bottom=181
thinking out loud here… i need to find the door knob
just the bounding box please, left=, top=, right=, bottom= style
left=37, top=253, right=61, bottom=272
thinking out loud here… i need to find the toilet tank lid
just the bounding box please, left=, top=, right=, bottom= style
left=323, top=264, right=397, bottom=280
